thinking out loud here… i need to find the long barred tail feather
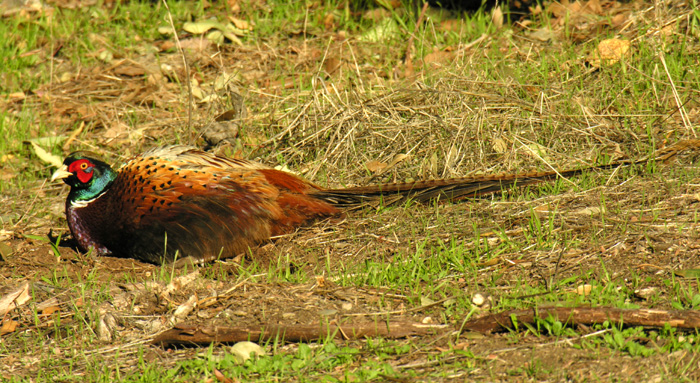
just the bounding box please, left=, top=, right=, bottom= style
left=312, top=139, right=700, bottom=208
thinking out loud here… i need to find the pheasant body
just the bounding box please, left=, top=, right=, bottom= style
left=53, top=145, right=619, bottom=264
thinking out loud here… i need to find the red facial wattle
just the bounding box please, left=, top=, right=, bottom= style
left=68, top=159, right=95, bottom=184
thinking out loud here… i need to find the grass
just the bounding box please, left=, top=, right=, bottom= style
left=1, top=0, right=700, bottom=381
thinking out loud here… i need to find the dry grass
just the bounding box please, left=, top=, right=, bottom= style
left=2, top=0, right=700, bottom=381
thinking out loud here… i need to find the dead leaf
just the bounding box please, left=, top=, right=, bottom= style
left=191, top=78, right=205, bottom=100
left=227, top=0, right=241, bottom=13
left=0, top=320, right=19, bottom=335
left=215, top=109, right=242, bottom=122
left=576, top=284, right=593, bottom=296
left=213, top=368, right=236, bottom=383
left=574, top=206, right=605, bottom=216
left=423, top=50, right=454, bottom=65
left=611, top=13, right=627, bottom=27
left=207, top=30, right=225, bottom=45
left=583, top=0, right=602, bottom=15
left=41, top=306, right=61, bottom=316
left=493, top=137, right=508, bottom=153
left=322, top=56, right=342, bottom=76
left=183, top=20, right=221, bottom=34
left=387, top=153, right=409, bottom=168
left=157, top=26, right=173, bottom=35
left=530, top=28, right=555, bottom=42
left=492, top=6, right=503, bottom=29
left=224, top=22, right=247, bottom=37
left=587, top=38, right=630, bottom=68
left=228, top=16, right=251, bottom=31
left=365, top=160, right=388, bottom=172
left=0, top=282, right=30, bottom=316
left=27, top=141, right=62, bottom=167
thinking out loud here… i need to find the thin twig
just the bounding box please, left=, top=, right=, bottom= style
left=404, top=2, right=429, bottom=67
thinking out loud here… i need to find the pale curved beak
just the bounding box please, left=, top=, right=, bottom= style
left=50, top=165, right=72, bottom=182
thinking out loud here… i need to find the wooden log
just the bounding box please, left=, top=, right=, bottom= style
left=462, top=306, right=700, bottom=334
left=153, top=321, right=445, bottom=348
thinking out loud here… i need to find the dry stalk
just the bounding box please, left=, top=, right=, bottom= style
left=161, top=0, right=193, bottom=141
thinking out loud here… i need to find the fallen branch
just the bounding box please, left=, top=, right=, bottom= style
left=462, top=306, right=700, bottom=334
left=153, top=321, right=446, bottom=348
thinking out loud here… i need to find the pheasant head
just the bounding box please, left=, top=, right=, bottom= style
left=51, top=152, right=117, bottom=206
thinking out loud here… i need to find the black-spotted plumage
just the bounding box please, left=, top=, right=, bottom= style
left=52, top=145, right=625, bottom=264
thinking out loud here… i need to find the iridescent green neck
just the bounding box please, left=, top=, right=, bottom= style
left=69, top=166, right=117, bottom=202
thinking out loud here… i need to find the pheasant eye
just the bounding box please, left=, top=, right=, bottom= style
left=71, top=159, right=95, bottom=183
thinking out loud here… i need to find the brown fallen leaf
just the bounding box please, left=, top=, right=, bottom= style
left=41, top=306, right=61, bottom=316
left=322, top=56, right=342, bottom=76
left=228, top=16, right=251, bottom=31
left=0, top=320, right=19, bottom=335
left=0, top=282, right=30, bottom=316
left=423, top=50, right=454, bottom=65
left=587, top=38, right=630, bottom=68
left=213, top=368, right=236, bottom=383
left=365, top=160, right=388, bottom=173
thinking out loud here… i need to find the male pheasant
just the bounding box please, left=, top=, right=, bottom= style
left=52, top=145, right=623, bottom=264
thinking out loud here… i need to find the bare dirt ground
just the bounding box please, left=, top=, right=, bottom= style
left=2, top=0, right=700, bottom=381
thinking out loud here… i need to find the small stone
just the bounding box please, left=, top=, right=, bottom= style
left=634, top=287, right=658, bottom=300
left=230, top=341, right=265, bottom=364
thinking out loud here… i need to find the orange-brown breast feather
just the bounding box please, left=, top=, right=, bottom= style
left=99, top=149, right=342, bottom=262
